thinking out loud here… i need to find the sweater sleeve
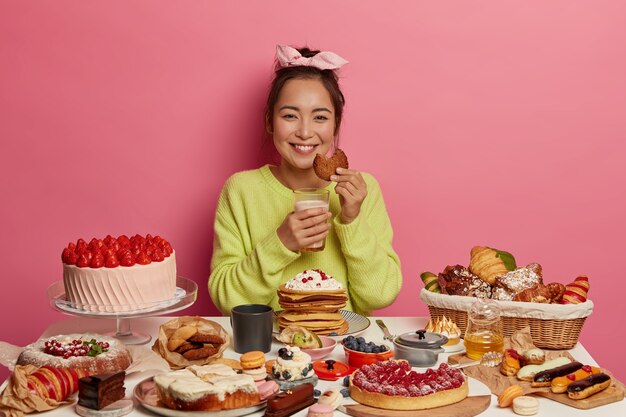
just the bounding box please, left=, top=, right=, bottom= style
left=333, top=174, right=402, bottom=314
left=208, top=178, right=300, bottom=315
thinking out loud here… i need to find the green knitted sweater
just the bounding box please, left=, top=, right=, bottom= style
left=208, top=165, right=402, bottom=316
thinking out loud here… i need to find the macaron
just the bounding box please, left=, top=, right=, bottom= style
left=265, top=359, right=276, bottom=374
left=255, top=380, right=279, bottom=401
left=317, top=388, right=342, bottom=409
left=307, top=403, right=334, bottom=417
left=512, top=395, right=539, bottom=416
left=240, top=351, right=265, bottom=370
left=244, top=366, right=268, bottom=381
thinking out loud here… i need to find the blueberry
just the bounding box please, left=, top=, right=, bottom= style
left=278, top=347, right=287, bottom=356
left=379, top=345, right=388, bottom=352
left=282, top=370, right=291, bottom=380
left=341, top=388, right=350, bottom=398
left=343, top=376, right=350, bottom=387
left=314, top=389, right=321, bottom=398
left=356, top=337, right=365, bottom=344
left=301, top=367, right=310, bottom=376
left=345, top=335, right=355, bottom=343
left=273, top=371, right=280, bottom=379
left=363, top=346, right=373, bottom=353
left=372, top=347, right=381, bottom=353
left=329, top=332, right=338, bottom=336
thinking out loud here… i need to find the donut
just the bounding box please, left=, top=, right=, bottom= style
left=313, top=149, right=349, bottom=181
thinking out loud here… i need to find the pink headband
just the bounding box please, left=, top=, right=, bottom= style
left=276, top=45, right=348, bottom=71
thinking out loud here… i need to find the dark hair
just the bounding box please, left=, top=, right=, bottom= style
left=265, top=47, right=346, bottom=137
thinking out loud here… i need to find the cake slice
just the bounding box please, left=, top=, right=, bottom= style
left=78, top=371, right=126, bottom=410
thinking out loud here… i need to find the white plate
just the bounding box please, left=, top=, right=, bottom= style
left=273, top=310, right=371, bottom=339
left=133, top=378, right=266, bottom=417
left=443, top=342, right=465, bottom=353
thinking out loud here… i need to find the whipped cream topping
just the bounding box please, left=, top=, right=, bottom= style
left=154, top=365, right=257, bottom=402
left=285, top=269, right=343, bottom=291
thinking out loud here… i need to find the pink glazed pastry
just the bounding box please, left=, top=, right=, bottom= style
left=307, top=403, right=334, bottom=417
left=256, top=380, right=279, bottom=401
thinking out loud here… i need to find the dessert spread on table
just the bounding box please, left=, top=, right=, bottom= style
left=0, top=241, right=622, bottom=417
left=61, top=234, right=176, bottom=312
left=277, top=269, right=349, bottom=335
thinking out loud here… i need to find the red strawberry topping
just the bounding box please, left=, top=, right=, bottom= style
left=136, top=252, right=151, bottom=265
left=61, top=248, right=71, bottom=263
left=105, top=255, right=120, bottom=268
left=66, top=251, right=78, bottom=266
left=65, top=234, right=170, bottom=267
left=76, top=253, right=90, bottom=268
left=90, top=252, right=104, bottom=268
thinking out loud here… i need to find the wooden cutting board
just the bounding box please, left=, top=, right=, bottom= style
left=337, top=395, right=491, bottom=417
left=448, top=352, right=625, bottom=409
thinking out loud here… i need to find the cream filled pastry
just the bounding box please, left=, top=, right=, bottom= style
left=272, top=346, right=314, bottom=381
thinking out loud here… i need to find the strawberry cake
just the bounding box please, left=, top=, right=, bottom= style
left=349, top=360, right=468, bottom=410
left=62, top=234, right=176, bottom=312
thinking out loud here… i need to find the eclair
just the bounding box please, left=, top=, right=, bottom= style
left=567, top=373, right=611, bottom=400
left=551, top=365, right=601, bottom=393
left=531, top=361, right=583, bottom=387
left=264, top=383, right=315, bottom=417
left=517, top=357, right=571, bottom=382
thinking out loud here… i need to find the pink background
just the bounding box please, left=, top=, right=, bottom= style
left=1, top=1, right=625, bottom=383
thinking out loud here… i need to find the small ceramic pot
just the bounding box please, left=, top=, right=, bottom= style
left=392, top=330, right=448, bottom=367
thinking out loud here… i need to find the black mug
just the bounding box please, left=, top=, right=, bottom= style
left=231, top=304, right=273, bottom=353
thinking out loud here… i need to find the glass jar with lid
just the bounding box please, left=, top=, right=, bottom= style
left=464, top=298, right=504, bottom=360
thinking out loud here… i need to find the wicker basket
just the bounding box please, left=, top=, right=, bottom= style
left=419, top=289, right=593, bottom=350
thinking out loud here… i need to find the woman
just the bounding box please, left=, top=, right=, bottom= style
left=209, top=45, right=402, bottom=315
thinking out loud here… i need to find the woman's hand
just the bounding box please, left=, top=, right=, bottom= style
left=277, top=208, right=332, bottom=252
left=332, top=167, right=368, bottom=224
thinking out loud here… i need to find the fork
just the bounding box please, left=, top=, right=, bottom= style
left=375, top=320, right=395, bottom=341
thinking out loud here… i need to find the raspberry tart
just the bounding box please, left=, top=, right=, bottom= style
left=62, top=234, right=176, bottom=312
left=17, top=334, right=132, bottom=375
left=349, top=360, right=468, bottom=410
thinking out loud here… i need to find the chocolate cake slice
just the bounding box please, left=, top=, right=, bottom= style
left=78, top=371, right=126, bottom=410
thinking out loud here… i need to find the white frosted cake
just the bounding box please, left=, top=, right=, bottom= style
left=62, top=234, right=176, bottom=312
left=154, top=365, right=260, bottom=411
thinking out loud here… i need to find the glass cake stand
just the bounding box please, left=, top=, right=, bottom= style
left=47, top=276, right=198, bottom=345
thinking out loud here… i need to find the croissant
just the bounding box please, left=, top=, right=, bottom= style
left=469, top=246, right=517, bottom=285
left=27, top=365, right=90, bottom=401
left=513, top=284, right=552, bottom=303
left=560, top=275, right=590, bottom=304
left=546, top=282, right=566, bottom=303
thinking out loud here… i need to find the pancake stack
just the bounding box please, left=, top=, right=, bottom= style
left=277, top=270, right=349, bottom=335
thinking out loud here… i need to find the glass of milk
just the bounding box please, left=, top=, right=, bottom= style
left=293, top=188, right=330, bottom=252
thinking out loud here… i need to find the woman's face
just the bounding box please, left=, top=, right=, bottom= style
left=270, top=78, right=336, bottom=171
